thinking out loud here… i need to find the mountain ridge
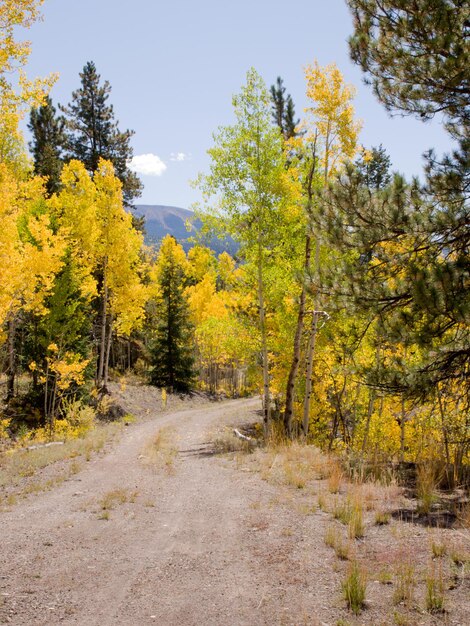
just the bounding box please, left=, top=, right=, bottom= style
left=134, top=204, right=237, bottom=255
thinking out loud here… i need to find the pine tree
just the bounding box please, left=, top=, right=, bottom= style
left=270, top=77, right=299, bottom=140
left=150, top=236, right=196, bottom=393
left=61, top=61, right=142, bottom=206
left=346, top=0, right=469, bottom=392
left=22, top=254, right=93, bottom=410
left=346, top=0, right=469, bottom=135
left=355, top=144, right=391, bottom=190
left=28, top=96, right=66, bottom=196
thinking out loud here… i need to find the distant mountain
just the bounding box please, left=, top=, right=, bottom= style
left=134, top=205, right=237, bottom=255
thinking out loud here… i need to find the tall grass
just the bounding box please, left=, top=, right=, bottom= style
left=342, top=561, right=367, bottom=614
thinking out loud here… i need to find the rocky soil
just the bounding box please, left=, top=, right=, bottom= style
left=0, top=385, right=468, bottom=625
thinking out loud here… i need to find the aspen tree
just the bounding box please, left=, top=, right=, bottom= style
left=283, top=62, right=361, bottom=436
left=197, top=69, right=292, bottom=435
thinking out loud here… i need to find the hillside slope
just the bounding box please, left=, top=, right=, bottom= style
left=134, top=204, right=237, bottom=255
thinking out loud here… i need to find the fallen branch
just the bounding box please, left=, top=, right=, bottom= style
left=233, top=428, right=252, bottom=442
left=25, top=441, right=65, bottom=451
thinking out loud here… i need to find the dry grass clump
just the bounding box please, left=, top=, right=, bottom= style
left=0, top=422, right=121, bottom=495
left=352, top=478, right=402, bottom=513
left=431, top=538, right=447, bottom=558
left=377, top=568, right=393, bottom=585
left=141, top=426, right=178, bottom=473
left=342, top=560, right=367, bottom=614
left=348, top=502, right=365, bottom=539
left=325, top=525, right=352, bottom=560
left=99, top=488, right=137, bottom=510
left=255, top=441, right=326, bottom=488
left=425, top=562, right=446, bottom=613
left=327, top=462, right=344, bottom=494
left=416, top=462, right=440, bottom=514
left=457, top=503, right=470, bottom=529
left=450, top=547, right=470, bottom=568
left=212, top=429, right=254, bottom=454
left=317, top=491, right=328, bottom=511
left=375, top=510, right=391, bottom=525
left=333, top=498, right=353, bottom=525
left=393, top=561, right=416, bottom=607
left=97, top=488, right=138, bottom=520
left=335, top=537, right=351, bottom=560
left=392, top=611, right=413, bottom=626
left=449, top=548, right=470, bottom=590
left=331, top=493, right=364, bottom=539
left=324, top=525, right=337, bottom=548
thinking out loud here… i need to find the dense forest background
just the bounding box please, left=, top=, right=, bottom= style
left=0, top=0, right=468, bottom=487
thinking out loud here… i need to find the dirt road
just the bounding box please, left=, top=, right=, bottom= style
left=0, top=396, right=338, bottom=626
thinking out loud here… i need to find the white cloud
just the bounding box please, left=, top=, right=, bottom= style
left=170, top=152, right=191, bottom=162
left=129, top=153, right=167, bottom=176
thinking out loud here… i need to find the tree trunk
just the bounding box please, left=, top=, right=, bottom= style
left=399, top=396, right=406, bottom=463
left=283, top=234, right=312, bottom=437
left=257, top=239, right=271, bottom=437
left=302, top=310, right=319, bottom=436
left=436, top=386, right=452, bottom=486
left=285, top=137, right=319, bottom=438
left=361, top=390, right=376, bottom=454
left=6, top=315, right=16, bottom=401
left=97, top=261, right=108, bottom=388
left=361, top=342, right=381, bottom=454
left=302, top=231, right=322, bottom=437
left=103, top=316, right=113, bottom=390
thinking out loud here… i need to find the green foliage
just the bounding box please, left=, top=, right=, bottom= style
left=347, top=0, right=468, bottom=134
left=355, top=144, right=391, bottom=190
left=345, top=0, right=469, bottom=397
left=61, top=61, right=142, bottom=206
left=197, top=68, right=299, bottom=431
left=149, top=236, right=196, bottom=392
left=342, top=561, right=367, bottom=614
left=270, top=76, right=299, bottom=140
left=28, top=96, right=66, bottom=195
left=22, top=253, right=93, bottom=413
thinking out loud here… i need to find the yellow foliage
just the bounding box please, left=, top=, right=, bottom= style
left=187, top=245, right=216, bottom=282
left=217, top=251, right=237, bottom=289
left=49, top=352, right=90, bottom=391
left=52, top=159, right=147, bottom=337
left=186, top=273, right=228, bottom=325
left=152, top=234, right=189, bottom=282
left=303, top=60, right=362, bottom=179
left=0, top=0, right=57, bottom=149
left=0, top=418, right=11, bottom=439
left=0, top=165, right=66, bottom=334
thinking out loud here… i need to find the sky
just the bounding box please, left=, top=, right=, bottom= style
left=24, top=0, right=453, bottom=209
